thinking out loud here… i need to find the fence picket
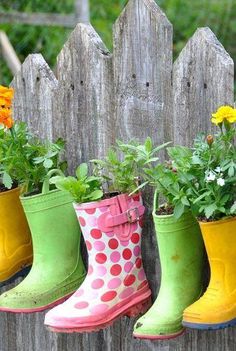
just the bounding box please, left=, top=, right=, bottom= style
left=53, top=23, right=114, bottom=174
left=173, top=27, right=234, bottom=146
left=12, top=53, right=57, bottom=140
left=1, top=1, right=235, bottom=351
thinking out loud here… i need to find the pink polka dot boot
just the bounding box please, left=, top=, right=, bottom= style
left=45, top=193, right=152, bottom=333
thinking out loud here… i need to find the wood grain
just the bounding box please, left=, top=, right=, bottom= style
left=173, top=27, right=234, bottom=146
left=0, top=1, right=235, bottom=350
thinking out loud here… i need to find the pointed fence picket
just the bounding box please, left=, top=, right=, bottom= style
left=0, top=0, right=235, bottom=350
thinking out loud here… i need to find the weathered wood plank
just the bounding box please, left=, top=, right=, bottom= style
left=0, top=11, right=77, bottom=28
left=113, top=1, right=173, bottom=350
left=173, top=27, right=234, bottom=146
left=53, top=23, right=114, bottom=173
left=0, top=1, right=235, bottom=351
left=113, top=0, right=173, bottom=145
left=75, top=0, right=90, bottom=23
left=11, top=53, right=57, bottom=140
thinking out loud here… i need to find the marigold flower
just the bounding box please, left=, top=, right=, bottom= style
left=211, top=105, right=236, bottom=125
left=0, top=107, right=14, bottom=129
left=0, top=85, right=14, bottom=108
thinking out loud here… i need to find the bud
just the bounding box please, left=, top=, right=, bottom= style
left=206, top=135, right=214, bottom=146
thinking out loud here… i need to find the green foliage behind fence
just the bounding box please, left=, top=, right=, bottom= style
left=0, top=0, right=235, bottom=85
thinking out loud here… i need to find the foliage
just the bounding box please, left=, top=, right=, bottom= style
left=0, top=0, right=235, bottom=86
left=120, top=107, right=236, bottom=220
left=91, top=138, right=170, bottom=195
left=0, top=121, right=66, bottom=194
left=166, top=108, right=236, bottom=220
left=50, top=163, right=103, bottom=204
left=50, top=137, right=169, bottom=203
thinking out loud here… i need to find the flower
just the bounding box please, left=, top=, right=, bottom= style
left=0, top=86, right=14, bottom=129
left=211, top=105, right=236, bottom=125
left=217, top=178, right=225, bottom=187
left=0, top=107, right=14, bottom=129
left=205, top=171, right=216, bottom=182
left=206, top=135, right=214, bottom=146
left=0, top=85, right=14, bottom=108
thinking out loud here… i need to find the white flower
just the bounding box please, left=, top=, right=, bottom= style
left=217, top=178, right=225, bottom=186
left=215, top=167, right=222, bottom=173
left=205, top=171, right=216, bottom=182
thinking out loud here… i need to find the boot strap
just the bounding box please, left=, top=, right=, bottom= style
left=105, top=205, right=145, bottom=228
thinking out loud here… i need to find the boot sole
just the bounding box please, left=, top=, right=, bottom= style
left=46, top=289, right=152, bottom=333
left=0, top=265, right=31, bottom=288
left=133, top=328, right=185, bottom=340
left=0, top=292, right=74, bottom=313
left=183, top=318, right=236, bottom=330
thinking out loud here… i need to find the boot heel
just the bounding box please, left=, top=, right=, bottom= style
left=125, top=297, right=152, bottom=318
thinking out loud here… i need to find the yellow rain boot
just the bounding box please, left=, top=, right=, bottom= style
left=183, top=217, right=236, bottom=330
left=0, top=187, right=32, bottom=285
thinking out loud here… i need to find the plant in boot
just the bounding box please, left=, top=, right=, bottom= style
left=49, top=162, right=103, bottom=204
left=118, top=139, right=204, bottom=339
left=0, top=121, right=66, bottom=195
left=180, top=106, right=236, bottom=330
left=92, top=137, right=171, bottom=195
left=0, top=85, right=32, bottom=285
left=167, top=108, right=236, bottom=221
left=44, top=142, right=155, bottom=333
left=0, top=87, right=86, bottom=311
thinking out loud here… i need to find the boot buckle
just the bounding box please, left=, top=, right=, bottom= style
left=127, top=207, right=140, bottom=223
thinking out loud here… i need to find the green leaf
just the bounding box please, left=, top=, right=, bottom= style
left=76, top=163, right=88, bottom=179
left=204, top=204, right=217, bottom=218
left=228, top=166, right=235, bottom=177
left=181, top=196, right=190, bottom=206
left=129, top=181, right=149, bottom=196
left=193, top=191, right=211, bottom=204
left=2, top=172, right=13, bottom=189
left=173, top=202, right=185, bottom=219
left=89, top=189, right=103, bottom=201
left=144, top=137, right=152, bottom=153
left=230, top=202, right=236, bottom=214
left=43, top=158, right=53, bottom=169
left=152, top=141, right=172, bottom=154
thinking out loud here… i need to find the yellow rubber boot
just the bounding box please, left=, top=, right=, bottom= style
left=183, top=217, right=236, bottom=330
left=0, top=187, right=32, bottom=285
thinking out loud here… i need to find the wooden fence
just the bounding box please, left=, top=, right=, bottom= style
left=0, top=0, right=235, bottom=350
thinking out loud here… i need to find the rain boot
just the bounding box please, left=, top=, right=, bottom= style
left=133, top=191, right=204, bottom=340
left=0, top=187, right=32, bottom=286
left=45, top=193, right=152, bottom=333
left=0, top=174, right=86, bottom=312
left=183, top=217, right=236, bottom=330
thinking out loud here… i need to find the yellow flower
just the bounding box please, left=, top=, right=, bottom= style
left=0, top=85, right=14, bottom=108
left=211, top=105, right=236, bottom=125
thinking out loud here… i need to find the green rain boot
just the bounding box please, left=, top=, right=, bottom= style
left=0, top=172, right=86, bottom=312
left=133, top=191, right=204, bottom=339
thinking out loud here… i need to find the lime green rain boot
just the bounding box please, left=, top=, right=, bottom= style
left=133, top=191, right=204, bottom=340
left=0, top=172, right=86, bottom=312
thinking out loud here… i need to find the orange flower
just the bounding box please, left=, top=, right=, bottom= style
left=0, top=85, right=14, bottom=108
left=0, top=107, right=14, bottom=129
